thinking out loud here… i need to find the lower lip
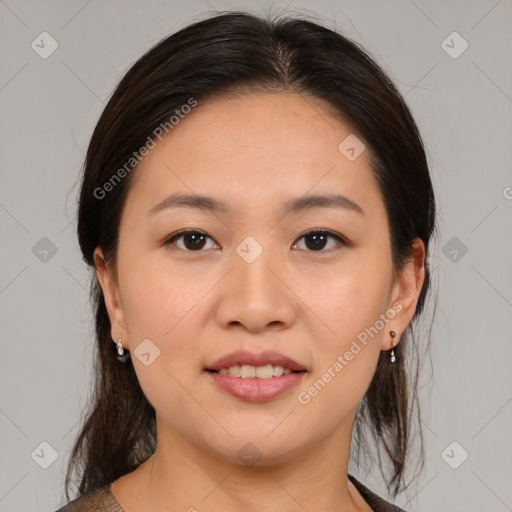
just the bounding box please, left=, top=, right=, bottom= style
left=206, top=371, right=307, bottom=402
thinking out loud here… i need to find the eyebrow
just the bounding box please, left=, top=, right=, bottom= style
left=147, top=192, right=364, bottom=216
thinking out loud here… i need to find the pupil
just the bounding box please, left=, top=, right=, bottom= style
left=185, top=233, right=205, bottom=250
left=306, top=233, right=326, bottom=250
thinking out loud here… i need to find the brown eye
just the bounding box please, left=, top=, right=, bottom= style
left=164, top=229, right=349, bottom=253
left=164, top=230, right=217, bottom=251
left=293, top=230, right=347, bottom=252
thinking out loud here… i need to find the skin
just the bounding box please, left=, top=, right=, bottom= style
left=95, top=91, right=425, bottom=512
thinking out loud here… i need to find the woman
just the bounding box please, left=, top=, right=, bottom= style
left=56, top=10, right=436, bottom=512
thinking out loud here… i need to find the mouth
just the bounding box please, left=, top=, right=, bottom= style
left=206, top=365, right=304, bottom=379
left=205, top=350, right=308, bottom=402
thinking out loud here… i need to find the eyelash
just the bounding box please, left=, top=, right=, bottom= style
left=163, top=229, right=350, bottom=253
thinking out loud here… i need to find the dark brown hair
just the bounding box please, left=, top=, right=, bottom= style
left=65, top=10, right=436, bottom=502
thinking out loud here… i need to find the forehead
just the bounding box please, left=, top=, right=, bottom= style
left=125, top=92, right=384, bottom=219
left=150, top=91, right=356, bottom=163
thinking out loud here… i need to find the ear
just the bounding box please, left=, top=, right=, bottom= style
left=383, top=238, right=426, bottom=350
left=93, top=247, right=130, bottom=349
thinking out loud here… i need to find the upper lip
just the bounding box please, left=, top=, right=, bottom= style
left=206, top=350, right=307, bottom=372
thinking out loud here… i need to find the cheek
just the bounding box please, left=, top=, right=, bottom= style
left=118, top=252, right=212, bottom=394
left=315, top=258, right=392, bottom=346
left=118, top=257, right=206, bottom=426
left=129, top=355, right=212, bottom=449
left=302, top=258, right=391, bottom=401
left=295, top=283, right=386, bottom=422
left=119, top=250, right=208, bottom=339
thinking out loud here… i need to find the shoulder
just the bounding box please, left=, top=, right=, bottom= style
left=55, top=484, right=124, bottom=512
left=348, top=474, right=407, bottom=512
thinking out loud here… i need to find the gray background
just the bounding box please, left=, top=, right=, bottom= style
left=1, top=1, right=511, bottom=511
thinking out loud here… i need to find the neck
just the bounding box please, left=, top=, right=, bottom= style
left=117, top=415, right=365, bottom=512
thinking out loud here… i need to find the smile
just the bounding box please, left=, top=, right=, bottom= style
left=210, top=364, right=296, bottom=379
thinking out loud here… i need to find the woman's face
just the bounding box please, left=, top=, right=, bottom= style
left=96, top=92, right=424, bottom=466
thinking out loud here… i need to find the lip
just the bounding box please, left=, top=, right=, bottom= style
left=205, top=350, right=308, bottom=403
left=206, top=350, right=307, bottom=372
left=206, top=371, right=307, bottom=402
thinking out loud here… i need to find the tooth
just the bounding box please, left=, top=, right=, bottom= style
left=240, top=365, right=256, bottom=378
left=273, top=365, right=284, bottom=377
left=256, top=364, right=274, bottom=379
left=217, top=364, right=297, bottom=378
left=228, top=365, right=241, bottom=377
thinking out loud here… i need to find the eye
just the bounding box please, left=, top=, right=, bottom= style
left=164, top=229, right=349, bottom=253
left=292, top=229, right=348, bottom=252
left=164, top=230, right=218, bottom=251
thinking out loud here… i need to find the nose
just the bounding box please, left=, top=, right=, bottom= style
left=214, top=242, right=297, bottom=333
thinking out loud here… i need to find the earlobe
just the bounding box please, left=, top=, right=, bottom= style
left=385, top=238, right=426, bottom=350
left=93, top=247, right=128, bottom=346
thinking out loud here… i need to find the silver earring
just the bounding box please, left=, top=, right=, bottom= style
left=390, top=330, right=397, bottom=363
left=116, top=335, right=124, bottom=356
left=116, top=335, right=130, bottom=363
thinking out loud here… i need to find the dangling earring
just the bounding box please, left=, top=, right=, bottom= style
left=116, top=334, right=130, bottom=363
left=389, top=330, right=397, bottom=363
left=116, top=335, right=124, bottom=356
